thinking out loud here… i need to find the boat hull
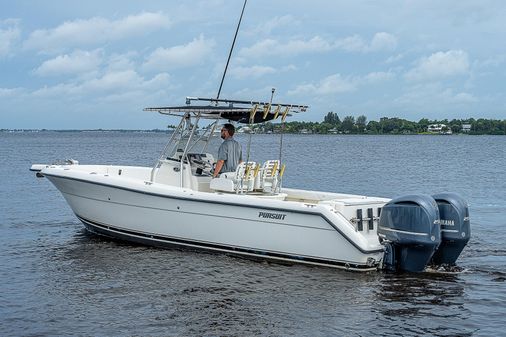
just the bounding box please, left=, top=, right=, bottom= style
left=43, top=171, right=384, bottom=271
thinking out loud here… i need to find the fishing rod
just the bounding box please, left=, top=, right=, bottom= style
left=244, top=88, right=275, bottom=169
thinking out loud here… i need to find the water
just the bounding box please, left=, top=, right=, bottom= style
left=1, top=131, right=505, bottom=336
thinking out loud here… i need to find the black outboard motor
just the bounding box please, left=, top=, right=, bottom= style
left=378, top=195, right=441, bottom=272
left=430, top=193, right=471, bottom=265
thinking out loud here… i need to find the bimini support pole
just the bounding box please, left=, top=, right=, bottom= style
left=179, top=113, right=201, bottom=188
left=150, top=113, right=188, bottom=183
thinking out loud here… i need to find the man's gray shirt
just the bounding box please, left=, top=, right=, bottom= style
left=217, top=137, right=242, bottom=173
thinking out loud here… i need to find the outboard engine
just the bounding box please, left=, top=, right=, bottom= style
left=378, top=195, right=441, bottom=272
left=430, top=193, right=471, bottom=266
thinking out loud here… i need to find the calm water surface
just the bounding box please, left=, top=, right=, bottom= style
left=1, top=132, right=505, bottom=336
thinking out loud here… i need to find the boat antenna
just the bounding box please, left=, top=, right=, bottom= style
left=216, top=0, right=248, bottom=100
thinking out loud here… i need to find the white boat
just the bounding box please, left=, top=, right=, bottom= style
left=31, top=97, right=471, bottom=272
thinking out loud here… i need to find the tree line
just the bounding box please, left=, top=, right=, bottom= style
left=254, top=112, right=506, bottom=135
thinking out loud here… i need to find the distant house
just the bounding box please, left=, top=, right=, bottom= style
left=427, top=124, right=445, bottom=132
left=427, top=123, right=452, bottom=134
left=462, top=124, right=472, bottom=133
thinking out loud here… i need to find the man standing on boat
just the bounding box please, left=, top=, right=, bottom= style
left=213, top=123, right=243, bottom=177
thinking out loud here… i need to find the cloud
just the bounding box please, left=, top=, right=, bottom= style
left=239, top=36, right=333, bottom=58
left=333, top=35, right=368, bottom=53
left=229, top=64, right=296, bottom=79
left=334, top=32, right=397, bottom=52
left=474, top=55, right=506, bottom=69
left=394, top=83, right=478, bottom=108
left=0, top=87, right=23, bottom=97
left=230, top=65, right=277, bottom=79
left=288, top=74, right=357, bottom=96
left=363, top=71, right=396, bottom=83
left=452, top=92, right=477, bottom=103
left=240, top=32, right=397, bottom=58
left=24, top=12, right=170, bottom=52
left=32, top=70, right=171, bottom=99
left=282, top=64, right=297, bottom=71
left=385, top=53, right=404, bottom=64
left=106, top=52, right=138, bottom=71
left=405, top=50, right=470, bottom=81
left=289, top=71, right=395, bottom=96
left=232, top=86, right=284, bottom=101
left=246, top=15, right=297, bottom=35
left=142, top=35, right=215, bottom=71
left=78, top=70, right=140, bottom=92
left=0, top=19, right=21, bottom=57
left=34, top=49, right=103, bottom=76
left=370, top=32, right=398, bottom=51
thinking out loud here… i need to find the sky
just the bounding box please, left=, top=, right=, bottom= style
left=1, top=0, right=506, bottom=129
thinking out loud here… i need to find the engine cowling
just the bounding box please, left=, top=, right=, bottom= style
left=378, top=195, right=441, bottom=272
left=430, top=193, right=471, bottom=266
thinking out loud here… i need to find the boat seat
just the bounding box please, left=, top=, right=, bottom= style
left=210, top=161, right=259, bottom=193
left=255, top=160, right=281, bottom=193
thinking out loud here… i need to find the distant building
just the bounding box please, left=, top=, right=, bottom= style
left=427, top=123, right=452, bottom=134
left=462, top=124, right=472, bottom=133
left=427, top=124, right=445, bottom=132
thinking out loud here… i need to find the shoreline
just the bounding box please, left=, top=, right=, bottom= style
left=1, top=129, right=505, bottom=136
